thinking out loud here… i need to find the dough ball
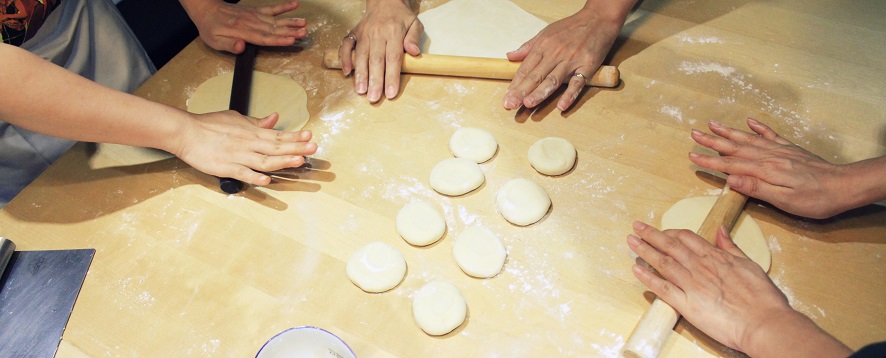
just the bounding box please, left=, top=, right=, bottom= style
left=412, top=281, right=467, bottom=336
left=346, top=242, right=407, bottom=293
left=396, top=201, right=446, bottom=246
left=429, top=158, right=485, bottom=196
left=661, top=196, right=771, bottom=271
left=528, top=137, right=576, bottom=176
left=188, top=71, right=310, bottom=132
left=496, top=178, right=551, bottom=226
left=452, top=226, right=507, bottom=278
left=449, top=127, right=498, bottom=163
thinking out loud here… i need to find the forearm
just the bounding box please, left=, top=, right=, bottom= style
left=744, top=309, right=851, bottom=358
left=365, top=0, right=413, bottom=12
left=581, top=0, right=637, bottom=25
left=178, top=0, right=222, bottom=20
left=837, top=156, right=886, bottom=211
left=0, top=44, right=186, bottom=153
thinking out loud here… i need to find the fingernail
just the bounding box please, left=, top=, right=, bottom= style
left=385, top=85, right=396, bottom=99
left=688, top=152, right=700, bottom=158
left=627, top=234, right=641, bottom=246
left=691, top=129, right=703, bottom=136
left=633, top=221, right=647, bottom=231
left=503, top=96, right=518, bottom=109
left=727, top=175, right=743, bottom=187
left=747, top=118, right=760, bottom=126
left=368, top=88, right=381, bottom=103
left=709, top=121, right=723, bottom=128
left=356, top=82, right=367, bottom=94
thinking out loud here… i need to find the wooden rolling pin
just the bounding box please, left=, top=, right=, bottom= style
left=622, top=186, right=749, bottom=358
left=322, top=49, right=620, bottom=88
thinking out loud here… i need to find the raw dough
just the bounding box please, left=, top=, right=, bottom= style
left=496, top=178, right=551, bottom=226
left=346, top=242, right=407, bottom=293
left=396, top=201, right=446, bottom=246
left=412, top=280, right=467, bottom=336
left=528, top=137, right=577, bottom=176
left=418, top=0, right=548, bottom=59
left=449, top=127, right=498, bottom=163
left=188, top=71, right=310, bottom=131
left=661, top=196, right=771, bottom=271
left=452, top=226, right=507, bottom=278
left=429, top=158, right=485, bottom=196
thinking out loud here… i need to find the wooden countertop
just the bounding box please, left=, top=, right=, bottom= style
left=1, top=0, right=883, bottom=356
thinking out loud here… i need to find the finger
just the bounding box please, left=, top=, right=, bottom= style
left=353, top=36, right=370, bottom=95
left=367, top=38, right=387, bottom=103
left=632, top=222, right=696, bottom=277
left=708, top=121, right=782, bottom=151
left=746, top=118, right=793, bottom=146
left=503, top=47, right=542, bottom=109
left=239, top=151, right=307, bottom=174
left=383, top=41, right=404, bottom=100
left=670, top=228, right=719, bottom=259
left=688, top=152, right=794, bottom=185
left=403, top=19, right=423, bottom=56
left=514, top=57, right=560, bottom=109
left=557, top=71, right=588, bottom=111
left=256, top=0, right=300, bottom=16
left=256, top=113, right=280, bottom=129
left=506, top=40, right=532, bottom=62
left=714, top=225, right=749, bottom=259
left=339, top=34, right=356, bottom=76
left=690, top=129, right=769, bottom=159
left=725, top=174, right=792, bottom=208
left=523, top=62, right=570, bottom=108
left=631, top=263, right=688, bottom=314
left=253, top=140, right=318, bottom=157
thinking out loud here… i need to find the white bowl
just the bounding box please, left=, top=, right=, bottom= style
left=256, top=326, right=356, bottom=358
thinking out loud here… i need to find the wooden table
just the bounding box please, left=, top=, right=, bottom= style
left=2, top=0, right=884, bottom=356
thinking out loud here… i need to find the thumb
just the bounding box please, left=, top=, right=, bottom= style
left=715, top=225, right=748, bottom=259
left=404, top=19, right=424, bottom=55
left=205, top=35, right=246, bottom=54
left=506, top=40, right=533, bottom=61
left=256, top=113, right=280, bottom=129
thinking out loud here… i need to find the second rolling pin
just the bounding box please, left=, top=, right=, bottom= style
left=322, top=50, right=620, bottom=88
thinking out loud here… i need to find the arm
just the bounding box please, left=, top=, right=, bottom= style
left=337, top=0, right=422, bottom=103
left=503, top=0, right=635, bottom=111
left=0, top=43, right=316, bottom=185
left=178, top=0, right=307, bottom=54
left=627, top=221, right=852, bottom=357
left=690, top=118, right=886, bottom=218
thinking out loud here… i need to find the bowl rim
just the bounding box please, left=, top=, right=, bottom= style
left=255, top=325, right=356, bottom=358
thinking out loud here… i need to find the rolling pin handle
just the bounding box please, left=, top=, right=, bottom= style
left=219, top=177, right=243, bottom=194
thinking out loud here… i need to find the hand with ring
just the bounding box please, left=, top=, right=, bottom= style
left=180, top=0, right=308, bottom=54
left=338, top=0, right=423, bottom=103
left=503, top=0, right=634, bottom=111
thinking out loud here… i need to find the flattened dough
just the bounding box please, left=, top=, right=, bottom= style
left=528, top=137, right=577, bottom=176
left=396, top=201, right=446, bottom=246
left=662, top=196, right=771, bottom=271
left=418, top=0, right=548, bottom=59
left=346, top=242, right=407, bottom=293
left=449, top=127, right=498, bottom=163
left=188, top=71, right=309, bottom=131
left=496, top=178, right=551, bottom=226
left=429, top=158, right=485, bottom=196
left=452, top=226, right=507, bottom=278
left=412, top=281, right=467, bottom=336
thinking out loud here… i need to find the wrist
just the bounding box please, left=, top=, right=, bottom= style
left=743, top=309, right=850, bottom=357
left=834, top=156, right=886, bottom=213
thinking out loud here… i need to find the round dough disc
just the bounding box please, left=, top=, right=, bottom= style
left=346, top=242, right=407, bottom=293
left=396, top=201, right=446, bottom=246
left=452, top=226, right=507, bottom=278
left=188, top=71, right=310, bottom=132
left=496, top=178, right=551, bottom=226
left=412, top=281, right=467, bottom=336
left=429, top=158, right=485, bottom=196
left=449, top=127, right=498, bottom=163
left=528, top=137, right=576, bottom=176
left=661, top=196, right=771, bottom=271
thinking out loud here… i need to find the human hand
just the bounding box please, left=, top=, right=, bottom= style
left=338, top=0, right=422, bottom=103
left=689, top=119, right=850, bottom=219
left=173, top=111, right=318, bottom=186
left=626, top=221, right=794, bottom=353
left=183, top=0, right=307, bottom=54
left=502, top=2, right=629, bottom=111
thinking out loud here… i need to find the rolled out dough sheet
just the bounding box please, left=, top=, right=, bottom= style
left=418, top=0, right=549, bottom=59
left=661, top=196, right=771, bottom=271
left=187, top=71, right=310, bottom=132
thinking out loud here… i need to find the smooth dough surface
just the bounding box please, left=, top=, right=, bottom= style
left=417, top=0, right=548, bottom=59
left=496, top=178, right=552, bottom=226
left=449, top=127, right=498, bottom=163
left=188, top=71, right=309, bottom=131
left=429, top=158, right=485, bottom=196
left=346, top=242, right=407, bottom=293
left=412, top=281, right=467, bottom=336
left=528, top=137, right=577, bottom=176
left=452, top=226, right=507, bottom=278
left=396, top=201, right=446, bottom=246
left=661, top=196, right=771, bottom=271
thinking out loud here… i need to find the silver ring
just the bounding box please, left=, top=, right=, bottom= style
left=343, top=33, right=357, bottom=43
left=573, top=73, right=586, bottom=80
